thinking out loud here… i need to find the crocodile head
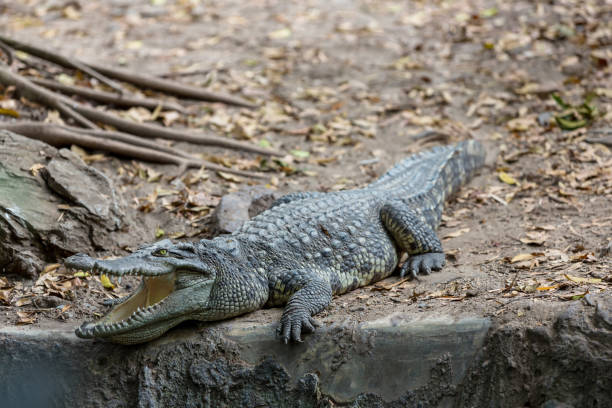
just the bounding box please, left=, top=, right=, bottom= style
left=65, top=239, right=220, bottom=344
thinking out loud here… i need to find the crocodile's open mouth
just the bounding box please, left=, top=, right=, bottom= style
left=76, top=272, right=177, bottom=338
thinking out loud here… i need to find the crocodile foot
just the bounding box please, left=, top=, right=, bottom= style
left=400, top=252, right=446, bottom=279
left=276, top=308, right=320, bottom=344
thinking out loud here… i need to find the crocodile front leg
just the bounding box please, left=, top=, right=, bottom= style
left=381, top=199, right=446, bottom=279
left=272, top=270, right=332, bottom=343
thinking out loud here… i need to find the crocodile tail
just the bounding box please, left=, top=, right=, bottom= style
left=433, top=139, right=486, bottom=202
left=368, top=140, right=485, bottom=201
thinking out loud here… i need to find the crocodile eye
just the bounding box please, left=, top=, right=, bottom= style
left=155, top=249, right=168, bottom=256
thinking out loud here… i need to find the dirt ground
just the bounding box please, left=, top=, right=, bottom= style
left=0, top=0, right=610, bottom=337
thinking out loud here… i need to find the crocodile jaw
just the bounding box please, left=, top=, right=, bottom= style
left=75, top=272, right=214, bottom=344
left=65, top=244, right=216, bottom=344
left=76, top=273, right=173, bottom=341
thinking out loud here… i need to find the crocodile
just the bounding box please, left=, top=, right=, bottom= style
left=65, top=140, right=485, bottom=344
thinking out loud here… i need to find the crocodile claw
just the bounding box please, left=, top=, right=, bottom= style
left=277, top=312, right=319, bottom=343
left=400, top=253, right=446, bottom=279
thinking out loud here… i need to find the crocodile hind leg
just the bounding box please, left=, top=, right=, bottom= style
left=380, top=199, right=446, bottom=279
left=273, top=269, right=332, bottom=343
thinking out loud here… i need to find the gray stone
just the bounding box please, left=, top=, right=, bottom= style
left=213, top=186, right=280, bottom=234
left=0, top=130, right=140, bottom=277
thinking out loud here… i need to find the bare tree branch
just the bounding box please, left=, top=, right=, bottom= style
left=0, top=66, right=281, bottom=156
left=0, top=34, right=126, bottom=93
left=31, top=77, right=186, bottom=113
left=0, top=35, right=257, bottom=108
left=0, top=122, right=267, bottom=178
left=0, top=39, right=14, bottom=66
left=85, top=62, right=257, bottom=108
left=70, top=103, right=281, bottom=156
left=0, top=65, right=97, bottom=128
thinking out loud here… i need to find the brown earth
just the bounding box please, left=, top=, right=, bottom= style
left=0, top=0, right=610, bottom=351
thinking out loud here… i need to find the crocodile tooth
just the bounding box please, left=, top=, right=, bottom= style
left=118, top=276, right=122, bottom=285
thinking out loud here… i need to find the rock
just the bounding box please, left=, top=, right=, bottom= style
left=560, top=55, right=585, bottom=76
left=465, top=288, right=479, bottom=297
left=459, top=294, right=612, bottom=408
left=40, top=149, right=123, bottom=229
left=537, top=112, right=553, bottom=127
left=595, top=300, right=612, bottom=327
left=31, top=295, right=68, bottom=308
left=213, top=186, right=280, bottom=233
left=541, top=400, right=574, bottom=408
left=0, top=130, right=142, bottom=277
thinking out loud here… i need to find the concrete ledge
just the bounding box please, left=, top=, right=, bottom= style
left=0, top=314, right=489, bottom=407
left=1, top=299, right=610, bottom=408
left=227, top=314, right=490, bottom=402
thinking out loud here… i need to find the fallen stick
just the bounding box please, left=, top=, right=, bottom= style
left=71, top=103, right=281, bottom=156
left=0, top=34, right=125, bottom=94
left=85, top=62, right=257, bottom=108
left=0, top=66, right=281, bottom=156
left=76, top=126, right=194, bottom=159
left=31, top=77, right=186, bottom=113
left=0, top=34, right=257, bottom=108
left=586, top=137, right=612, bottom=147
left=0, top=39, right=14, bottom=65
left=4, top=121, right=193, bottom=160
left=0, top=65, right=97, bottom=128
left=0, top=122, right=266, bottom=178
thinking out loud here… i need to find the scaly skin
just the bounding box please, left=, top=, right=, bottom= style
left=65, top=140, right=485, bottom=344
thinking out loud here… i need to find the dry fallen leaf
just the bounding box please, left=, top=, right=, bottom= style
left=506, top=116, right=535, bottom=132
left=16, top=311, right=36, bottom=325
left=15, top=296, right=33, bottom=307
left=498, top=171, right=518, bottom=185
left=564, top=274, right=601, bottom=284
left=443, top=228, right=470, bottom=239
left=0, top=276, right=11, bottom=289
left=217, top=172, right=243, bottom=183
left=100, top=274, right=115, bottom=290
left=520, top=231, right=548, bottom=246
left=268, top=28, right=291, bottom=40
left=0, top=107, right=19, bottom=118
left=570, top=252, right=597, bottom=262
left=558, top=290, right=589, bottom=301
left=536, top=285, right=559, bottom=291
left=43, top=263, right=61, bottom=274
left=533, top=225, right=556, bottom=231
left=0, top=289, right=12, bottom=305
left=510, top=253, right=540, bottom=263
left=73, top=271, right=90, bottom=278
